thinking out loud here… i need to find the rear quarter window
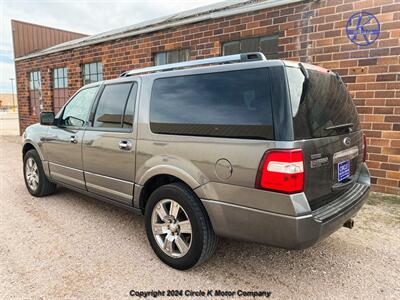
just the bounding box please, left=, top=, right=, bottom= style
left=150, top=68, right=274, bottom=140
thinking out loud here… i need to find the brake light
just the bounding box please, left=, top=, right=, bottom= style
left=362, top=133, right=367, bottom=162
left=256, top=149, right=304, bottom=193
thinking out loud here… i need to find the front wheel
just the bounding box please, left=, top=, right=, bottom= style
left=145, top=183, right=218, bottom=270
left=23, top=149, right=56, bottom=197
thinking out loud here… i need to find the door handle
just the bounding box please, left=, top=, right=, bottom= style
left=119, top=140, right=132, bottom=150
left=70, top=136, right=78, bottom=144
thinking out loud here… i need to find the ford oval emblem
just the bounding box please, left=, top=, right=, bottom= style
left=343, top=137, right=351, bottom=147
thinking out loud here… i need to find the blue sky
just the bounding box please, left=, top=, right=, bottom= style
left=0, top=0, right=221, bottom=93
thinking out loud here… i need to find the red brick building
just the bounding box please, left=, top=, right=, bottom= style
left=13, top=0, right=400, bottom=194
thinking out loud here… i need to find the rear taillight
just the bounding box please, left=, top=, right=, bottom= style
left=256, top=149, right=304, bottom=193
left=362, top=133, right=367, bottom=162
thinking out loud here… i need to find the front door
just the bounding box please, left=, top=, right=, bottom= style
left=82, top=81, right=138, bottom=205
left=45, top=85, right=100, bottom=189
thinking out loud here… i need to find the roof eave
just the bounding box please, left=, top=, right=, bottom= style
left=15, top=0, right=302, bottom=62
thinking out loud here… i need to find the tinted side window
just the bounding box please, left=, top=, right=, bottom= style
left=93, top=83, right=132, bottom=128
left=61, top=86, right=99, bottom=127
left=150, top=69, right=273, bottom=139
left=123, top=83, right=137, bottom=128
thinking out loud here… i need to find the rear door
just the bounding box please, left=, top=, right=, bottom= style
left=286, top=65, right=364, bottom=210
left=82, top=80, right=138, bottom=205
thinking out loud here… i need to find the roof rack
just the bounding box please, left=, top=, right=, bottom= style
left=120, top=52, right=266, bottom=77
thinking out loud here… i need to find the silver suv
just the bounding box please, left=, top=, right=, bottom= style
left=22, top=53, right=370, bottom=270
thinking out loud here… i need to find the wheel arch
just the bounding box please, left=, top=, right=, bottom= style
left=138, top=173, right=201, bottom=213
left=22, top=141, right=50, bottom=178
left=22, top=142, right=44, bottom=161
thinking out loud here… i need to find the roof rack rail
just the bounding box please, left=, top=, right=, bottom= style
left=120, top=52, right=266, bottom=77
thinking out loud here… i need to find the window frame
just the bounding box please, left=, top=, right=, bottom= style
left=53, top=67, right=69, bottom=113
left=29, top=70, right=41, bottom=91
left=86, top=80, right=139, bottom=133
left=154, top=49, right=190, bottom=66
left=221, top=34, right=279, bottom=59
left=56, top=85, right=101, bottom=129
left=28, top=70, right=42, bottom=116
left=53, top=67, right=68, bottom=89
left=82, top=62, right=103, bottom=85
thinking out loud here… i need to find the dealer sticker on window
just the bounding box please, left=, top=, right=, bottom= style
left=338, top=160, right=350, bottom=182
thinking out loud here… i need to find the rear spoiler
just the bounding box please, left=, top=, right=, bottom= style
left=298, top=62, right=344, bottom=84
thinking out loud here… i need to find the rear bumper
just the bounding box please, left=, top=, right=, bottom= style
left=201, top=163, right=370, bottom=249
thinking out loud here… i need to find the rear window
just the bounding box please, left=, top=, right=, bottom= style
left=150, top=69, right=274, bottom=139
left=286, top=67, right=360, bottom=139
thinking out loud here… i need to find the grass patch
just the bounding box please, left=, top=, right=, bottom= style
left=367, top=192, right=400, bottom=206
left=365, top=193, right=400, bottom=225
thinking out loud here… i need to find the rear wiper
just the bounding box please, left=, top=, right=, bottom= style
left=325, top=123, right=353, bottom=131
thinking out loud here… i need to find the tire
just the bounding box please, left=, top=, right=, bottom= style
left=145, top=182, right=218, bottom=270
left=23, top=149, right=56, bottom=197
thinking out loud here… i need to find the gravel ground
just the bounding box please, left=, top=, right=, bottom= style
left=1, top=135, right=399, bottom=299
left=0, top=112, right=19, bottom=136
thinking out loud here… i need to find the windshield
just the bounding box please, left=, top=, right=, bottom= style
left=286, top=66, right=361, bottom=139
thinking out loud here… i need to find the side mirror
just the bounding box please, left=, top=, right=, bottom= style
left=40, top=112, right=55, bottom=126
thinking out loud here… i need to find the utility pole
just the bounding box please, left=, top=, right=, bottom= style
left=9, top=78, right=15, bottom=108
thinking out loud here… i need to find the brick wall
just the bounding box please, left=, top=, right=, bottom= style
left=15, top=0, right=400, bottom=194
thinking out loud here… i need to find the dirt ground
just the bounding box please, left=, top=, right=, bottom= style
left=0, top=135, right=399, bottom=299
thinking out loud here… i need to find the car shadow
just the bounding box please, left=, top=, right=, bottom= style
left=54, top=186, right=369, bottom=286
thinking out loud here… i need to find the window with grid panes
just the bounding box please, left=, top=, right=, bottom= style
left=29, top=71, right=41, bottom=116
left=83, top=62, right=103, bottom=85
left=154, top=49, right=190, bottom=66
left=53, top=67, right=69, bottom=113
left=222, top=35, right=279, bottom=59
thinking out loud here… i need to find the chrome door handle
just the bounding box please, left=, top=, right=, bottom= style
left=70, top=136, right=78, bottom=144
left=119, top=140, right=132, bottom=150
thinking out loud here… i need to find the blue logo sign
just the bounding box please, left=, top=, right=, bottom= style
left=338, top=160, right=350, bottom=182
left=346, top=12, right=380, bottom=46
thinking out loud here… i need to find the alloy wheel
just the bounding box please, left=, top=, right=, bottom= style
left=25, top=157, right=39, bottom=191
left=151, top=199, right=192, bottom=258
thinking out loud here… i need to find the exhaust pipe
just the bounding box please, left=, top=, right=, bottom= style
left=343, top=218, right=354, bottom=229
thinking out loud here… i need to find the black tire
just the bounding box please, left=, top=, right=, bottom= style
left=23, top=149, right=56, bottom=197
left=145, top=182, right=218, bottom=270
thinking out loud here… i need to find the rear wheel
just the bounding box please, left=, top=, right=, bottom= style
left=145, top=183, right=217, bottom=270
left=23, top=149, right=56, bottom=197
